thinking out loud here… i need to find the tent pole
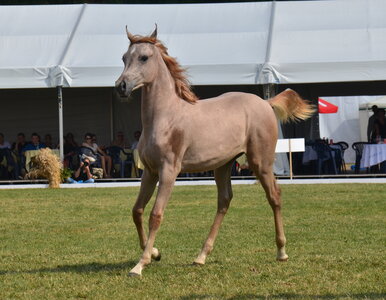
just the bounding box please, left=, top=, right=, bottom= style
left=57, top=86, right=64, bottom=163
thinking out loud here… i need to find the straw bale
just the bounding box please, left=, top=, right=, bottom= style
left=26, top=148, right=62, bottom=188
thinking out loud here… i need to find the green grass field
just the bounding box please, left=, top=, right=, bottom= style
left=0, top=184, right=385, bottom=299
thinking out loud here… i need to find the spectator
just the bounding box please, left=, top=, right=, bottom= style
left=371, top=108, right=386, bottom=143
left=23, top=133, right=45, bottom=151
left=63, top=132, right=78, bottom=169
left=11, top=133, right=27, bottom=179
left=21, top=133, right=45, bottom=176
left=11, top=132, right=27, bottom=157
left=44, top=134, right=55, bottom=149
left=66, top=155, right=95, bottom=184
left=367, top=105, right=378, bottom=142
left=0, top=133, right=18, bottom=179
left=131, top=130, right=141, bottom=150
left=0, top=133, right=11, bottom=149
left=111, top=131, right=129, bottom=148
left=82, top=133, right=112, bottom=178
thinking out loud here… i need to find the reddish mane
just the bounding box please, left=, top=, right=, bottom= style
left=130, top=35, right=198, bottom=104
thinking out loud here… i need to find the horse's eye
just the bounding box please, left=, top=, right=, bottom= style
left=139, top=55, right=148, bottom=62
left=122, top=56, right=125, bottom=63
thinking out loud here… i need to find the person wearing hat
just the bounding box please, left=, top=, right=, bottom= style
left=66, top=155, right=95, bottom=183
left=82, top=133, right=112, bottom=178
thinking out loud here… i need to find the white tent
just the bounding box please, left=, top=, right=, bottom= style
left=2, top=0, right=386, bottom=88
left=359, top=96, right=386, bottom=110
left=319, top=95, right=386, bottom=164
left=262, top=0, right=386, bottom=84
left=0, top=2, right=271, bottom=88
left=2, top=0, right=386, bottom=174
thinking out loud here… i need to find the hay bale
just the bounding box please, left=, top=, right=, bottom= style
left=26, top=148, right=62, bottom=188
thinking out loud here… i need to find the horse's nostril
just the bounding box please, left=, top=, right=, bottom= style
left=120, top=81, right=126, bottom=92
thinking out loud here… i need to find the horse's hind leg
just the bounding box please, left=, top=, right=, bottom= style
left=194, top=161, right=233, bottom=265
left=249, top=159, right=289, bottom=261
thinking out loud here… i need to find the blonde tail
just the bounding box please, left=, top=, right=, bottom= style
left=268, top=89, right=315, bottom=123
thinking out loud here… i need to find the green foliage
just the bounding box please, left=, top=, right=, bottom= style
left=0, top=184, right=385, bottom=299
left=60, top=167, right=73, bottom=182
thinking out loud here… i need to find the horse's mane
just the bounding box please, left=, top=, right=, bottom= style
left=130, top=35, right=198, bottom=104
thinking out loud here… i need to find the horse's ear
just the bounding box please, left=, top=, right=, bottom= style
left=150, top=23, right=157, bottom=39
left=126, top=25, right=135, bottom=44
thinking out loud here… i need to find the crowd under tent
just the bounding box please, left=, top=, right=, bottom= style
left=2, top=0, right=386, bottom=175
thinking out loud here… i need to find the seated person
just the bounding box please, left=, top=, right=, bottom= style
left=11, top=133, right=27, bottom=178
left=22, top=133, right=46, bottom=173
left=63, top=132, right=78, bottom=169
left=0, top=133, right=18, bottom=179
left=44, top=134, right=56, bottom=149
left=66, top=155, right=95, bottom=183
left=111, top=131, right=129, bottom=148
left=0, top=133, right=11, bottom=149
left=131, top=130, right=141, bottom=150
left=11, top=132, right=27, bottom=157
left=82, top=133, right=112, bottom=178
left=23, top=133, right=45, bottom=151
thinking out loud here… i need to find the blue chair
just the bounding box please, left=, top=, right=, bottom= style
left=313, top=141, right=338, bottom=175
left=334, top=141, right=348, bottom=173
left=107, top=146, right=135, bottom=178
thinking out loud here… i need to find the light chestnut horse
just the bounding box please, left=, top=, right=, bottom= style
left=115, top=26, right=314, bottom=276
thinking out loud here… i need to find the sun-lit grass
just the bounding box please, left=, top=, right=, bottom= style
left=0, top=184, right=385, bottom=299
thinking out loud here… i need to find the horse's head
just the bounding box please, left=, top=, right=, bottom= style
left=115, top=26, right=159, bottom=97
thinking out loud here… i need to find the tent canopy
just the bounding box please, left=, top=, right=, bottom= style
left=1, top=0, right=386, bottom=89
left=359, top=96, right=386, bottom=110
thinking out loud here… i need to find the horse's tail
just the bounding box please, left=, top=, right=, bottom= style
left=268, top=89, right=315, bottom=123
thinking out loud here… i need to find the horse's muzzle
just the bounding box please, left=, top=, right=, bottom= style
left=116, top=80, right=145, bottom=97
left=116, top=80, right=136, bottom=97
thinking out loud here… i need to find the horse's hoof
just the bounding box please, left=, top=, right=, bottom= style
left=277, top=255, right=289, bottom=262
left=151, top=247, right=161, bottom=261
left=128, top=271, right=141, bottom=277
left=154, top=253, right=161, bottom=261
left=192, top=260, right=205, bottom=266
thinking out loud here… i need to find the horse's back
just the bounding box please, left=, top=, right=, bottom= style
left=179, top=92, right=278, bottom=172
left=197, top=92, right=278, bottom=131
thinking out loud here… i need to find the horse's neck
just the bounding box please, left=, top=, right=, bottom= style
left=141, top=65, right=180, bottom=132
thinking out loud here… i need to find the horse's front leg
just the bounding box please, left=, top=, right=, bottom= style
left=132, top=168, right=159, bottom=258
left=129, top=165, right=178, bottom=276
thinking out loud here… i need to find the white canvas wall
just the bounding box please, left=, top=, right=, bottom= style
left=319, top=95, right=384, bottom=164
left=0, top=88, right=113, bottom=147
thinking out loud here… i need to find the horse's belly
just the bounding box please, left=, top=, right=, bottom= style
left=181, top=146, right=244, bottom=172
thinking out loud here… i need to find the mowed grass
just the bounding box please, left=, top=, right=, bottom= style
left=0, top=184, right=385, bottom=300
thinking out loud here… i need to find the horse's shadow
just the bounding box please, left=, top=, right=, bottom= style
left=0, top=259, right=216, bottom=276
left=179, top=293, right=386, bottom=300
left=0, top=260, right=136, bottom=275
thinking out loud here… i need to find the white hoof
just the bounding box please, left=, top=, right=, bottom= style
left=151, top=247, right=161, bottom=261
left=128, top=271, right=141, bottom=277
left=277, top=247, right=288, bottom=261
left=129, top=264, right=143, bottom=277
left=193, top=256, right=206, bottom=265
left=277, top=255, right=289, bottom=262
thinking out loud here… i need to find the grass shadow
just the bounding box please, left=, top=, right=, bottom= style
left=0, top=260, right=136, bottom=275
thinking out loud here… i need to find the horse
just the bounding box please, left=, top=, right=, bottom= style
left=115, top=26, right=314, bottom=277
